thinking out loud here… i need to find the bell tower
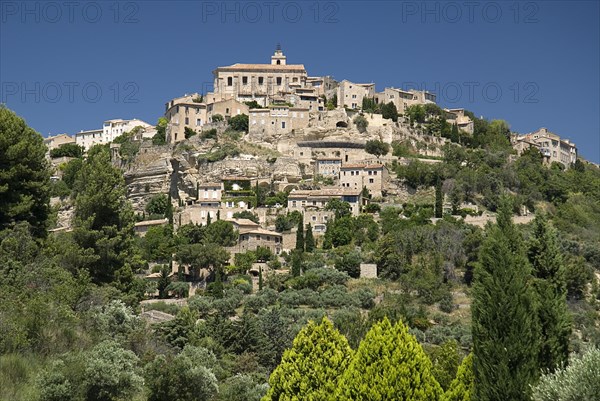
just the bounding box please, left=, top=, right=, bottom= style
left=271, top=43, right=287, bottom=65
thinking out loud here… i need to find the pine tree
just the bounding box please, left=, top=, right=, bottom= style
left=295, top=217, right=304, bottom=251
left=527, top=214, right=570, bottom=372
left=435, top=177, right=443, bottom=218
left=305, top=223, right=315, bottom=252
left=335, top=317, right=443, bottom=400
left=0, top=106, right=51, bottom=237
left=472, top=196, right=539, bottom=401
left=263, top=317, right=353, bottom=401
left=443, top=354, right=474, bottom=401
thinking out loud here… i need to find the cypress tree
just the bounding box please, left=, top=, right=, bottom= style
left=305, top=223, right=315, bottom=252
left=472, top=196, right=539, bottom=401
left=206, top=212, right=211, bottom=226
left=435, top=176, right=443, bottom=218
left=336, top=317, right=443, bottom=400
left=165, top=194, right=173, bottom=225
left=216, top=210, right=220, bottom=220
left=264, top=317, right=353, bottom=400
left=258, top=267, right=264, bottom=290
left=295, top=217, right=304, bottom=251
left=527, top=214, right=570, bottom=372
left=291, top=249, right=302, bottom=277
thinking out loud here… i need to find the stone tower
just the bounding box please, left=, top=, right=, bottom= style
left=271, top=44, right=287, bottom=65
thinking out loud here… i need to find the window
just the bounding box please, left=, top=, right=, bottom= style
left=293, top=77, right=298, bottom=82
left=312, top=215, right=316, bottom=221
left=276, top=77, right=282, bottom=85
left=242, top=76, right=248, bottom=85
left=185, top=117, right=189, bottom=125
left=212, top=191, right=217, bottom=199
left=227, top=77, right=233, bottom=86
left=196, top=119, right=202, bottom=126
left=281, top=122, right=286, bottom=129
left=368, top=171, right=373, bottom=175
left=258, top=76, right=264, bottom=85
left=226, top=108, right=230, bottom=114
left=369, top=178, right=374, bottom=184
left=276, top=60, right=281, bottom=65
left=373, top=171, right=378, bottom=175
left=352, top=94, right=357, bottom=99
left=204, top=191, right=208, bottom=198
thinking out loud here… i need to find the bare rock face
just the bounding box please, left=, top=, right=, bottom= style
left=123, top=144, right=173, bottom=212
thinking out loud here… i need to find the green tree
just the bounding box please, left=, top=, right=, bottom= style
left=305, top=223, right=315, bottom=252
left=60, top=157, right=83, bottom=189
left=146, top=194, right=169, bottom=216
left=290, top=249, right=303, bottom=277
left=72, top=146, right=138, bottom=283
left=429, top=340, right=460, bottom=391
left=0, top=106, right=51, bottom=237
left=336, top=317, right=443, bottom=400
left=435, top=177, right=443, bottom=218
left=233, top=210, right=259, bottom=224
left=49, top=142, right=84, bottom=158
left=472, top=197, right=539, bottom=401
left=325, top=199, right=352, bottom=219
left=153, top=117, right=168, bottom=145
left=532, top=347, right=600, bottom=401
left=212, top=114, right=224, bottom=122
left=295, top=217, right=304, bottom=251
left=443, top=354, right=474, bottom=401
left=146, top=345, right=219, bottom=401
left=381, top=101, right=399, bottom=122
left=527, top=214, right=570, bottom=372
left=365, top=139, right=390, bottom=158
left=204, top=220, right=238, bottom=247
left=263, top=317, right=353, bottom=401
left=229, top=114, right=249, bottom=132
left=83, top=340, right=143, bottom=401
left=406, top=104, right=426, bottom=124
left=353, top=115, right=369, bottom=133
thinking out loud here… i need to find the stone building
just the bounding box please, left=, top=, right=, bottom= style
left=212, top=47, right=308, bottom=107
left=339, top=163, right=388, bottom=197
left=375, top=87, right=437, bottom=112
left=314, top=158, right=342, bottom=177
left=249, top=105, right=310, bottom=138
left=512, top=127, right=577, bottom=168
left=235, top=228, right=283, bottom=255
left=103, top=119, right=153, bottom=143
left=164, top=94, right=248, bottom=143
left=44, top=133, right=75, bottom=152
left=337, top=80, right=376, bottom=109
left=444, top=108, right=474, bottom=134
left=287, top=188, right=363, bottom=216
left=75, top=128, right=104, bottom=150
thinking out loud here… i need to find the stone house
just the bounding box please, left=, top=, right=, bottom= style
left=339, top=163, right=388, bottom=197
left=235, top=228, right=283, bottom=255
left=249, top=105, right=310, bottom=138
left=44, top=133, right=75, bottom=152
left=512, top=128, right=577, bottom=168
left=337, top=80, right=376, bottom=110
left=134, top=218, right=169, bottom=237
left=444, top=108, right=474, bottom=134
left=287, top=188, right=363, bottom=216
left=314, top=158, right=342, bottom=178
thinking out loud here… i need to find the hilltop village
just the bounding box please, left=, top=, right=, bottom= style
left=45, top=48, right=580, bottom=283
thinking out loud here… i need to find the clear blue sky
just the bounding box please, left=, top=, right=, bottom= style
left=1, top=0, right=599, bottom=162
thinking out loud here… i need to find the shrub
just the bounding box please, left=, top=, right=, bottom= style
left=353, top=115, right=368, bottom=133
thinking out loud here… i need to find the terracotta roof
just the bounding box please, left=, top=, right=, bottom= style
left=288, top=188, right=361, bottom=198
left=135, top=218, right=169, bottom=227
left=227, top=218, right=260, bottom=227
left=341, top=163, right=384, bottom=169
left=216, top=63, right=306, bottom=72
left=241, top=228, right=282, bottom=237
